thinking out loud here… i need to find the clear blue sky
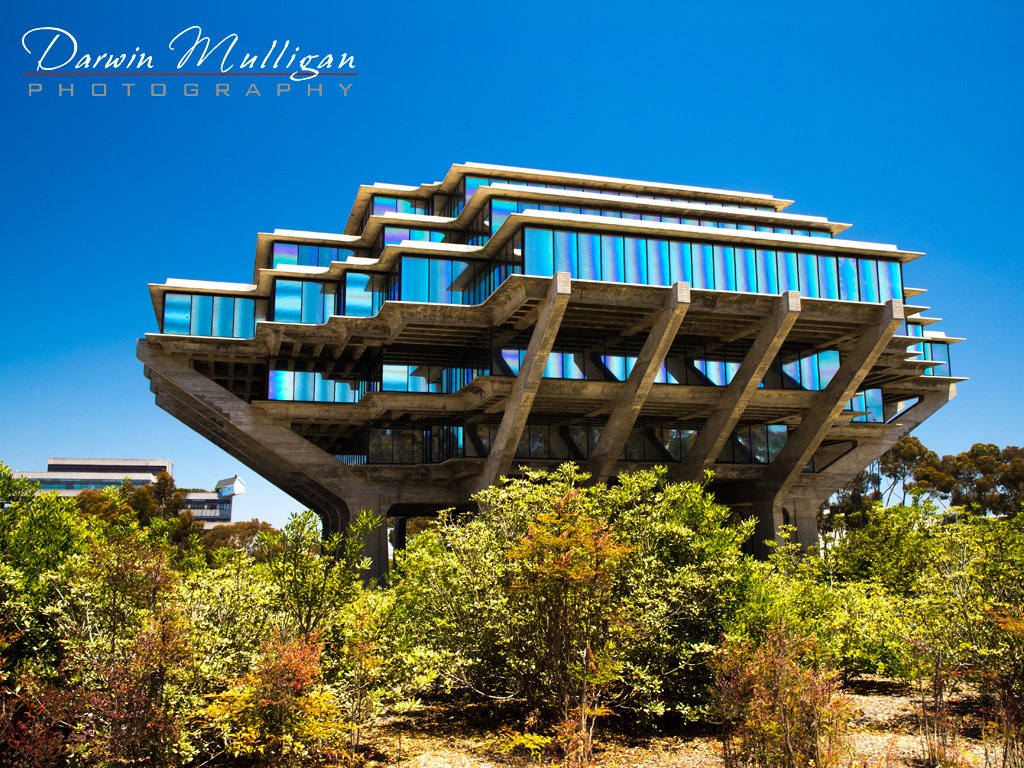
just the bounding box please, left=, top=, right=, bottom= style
left=2, top=0, right=1021, bottom=528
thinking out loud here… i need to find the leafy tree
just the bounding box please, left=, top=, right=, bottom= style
left=258, top=510, right=373, bottom=639
left=880, top=435, right=937, bottom=505
left=914, top=443, right=1024, bottom=517
left=201, top=519, right=277, bottom=561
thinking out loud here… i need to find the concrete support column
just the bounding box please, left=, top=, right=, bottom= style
left=767, top=299, right=904, bottom=496
left=347, top=494, right=389, bottom=585
left=590, top=282, right=690, bottom=483
left=479, top=273, right=572, bottom=489
left=676, top=291, right=801, bottom=477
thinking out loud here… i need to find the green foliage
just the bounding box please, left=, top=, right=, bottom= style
left=259, top=510, right=371, bottom=639
left=913, top=442, right=1024, bottom=517
left=394, top=464, right=754, bottom=734
left=713, top=624, right=854, bottom=768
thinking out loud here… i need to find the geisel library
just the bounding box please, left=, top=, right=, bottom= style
left=138, top=162, right=963, bottom=575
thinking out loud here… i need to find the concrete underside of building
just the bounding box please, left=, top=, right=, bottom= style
left=138, top=162, right=962, bottom=576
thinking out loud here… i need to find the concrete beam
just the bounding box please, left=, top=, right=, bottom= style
left=677, top=291, right=801, bottom=476
left=589, top=282, right=691, bottom=482
left=138, top=340, right=353, bottom=534
left=767, top=299, right=904, bottom=494
left=478, top=273, right=572, bottom=488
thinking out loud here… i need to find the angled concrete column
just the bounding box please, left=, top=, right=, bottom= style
left=478, top=273, right=572, bottom=489
left=139, top=341, right=352, bottom=530
left=767, top=299, right=904, bottom=495
left=677, top=291, right=801, bottom=476
left=589, top=282, right=690, bottom=483
left=347, top=493, right=390, bottom=585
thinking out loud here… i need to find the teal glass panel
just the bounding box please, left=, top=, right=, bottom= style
left=344, top=273, right=373, bottom=316
left=602, top=355, right=628, bottom=381
left=213, top=296, right=234, bottom=337
left=818, top=256, right=839, bottom=300
left=669, top=241, right=691, bottom=285
left=800, top=354, right=820, bottom=390
left=713, top=245, right=736, bottom=291
left=648, top=239, right=671, bottom=286
left=777, top=251, right=799, bottom=292
left=818, top=349, right=840, bottom=387
left=623, top=236, right=648, bottom=284
left=736, top=247, right=757, bottom=292
left=464, top=176, right=489, bottom=204
left=878, top=260, right=902, bottom=301
left=298, top=245, right=318, bottom=266
left=300, top=282, right=323, bottom=324
left=782, top=358, right=801, bottom=387
left=294, top=371, right=314, bottom=401
left=553, top=230, right=577, bottom=275
left=838, top=257, right=859, bottom=301
left=865, top=388, right=883, bottom=422
left=267, top=370, right=293, bottom=400
left=756, top=250, right=778, bottom=294
left=524, top=228, right=555, bottom=276
left=767, top=425, right=788, bottom=461
left=798, top=253, right=820, bottom=298
left=491, top=198, right=517, bottom=233
left=448, top=260, right=467, bottom=304
left=272, top=243, right=298, bottom=268
left=234, top=298, right=255, bottom=337
left=372, top=196, right=398, bottom=215
left=400, top=257, right=430, bottom=302
left=163, top=293, right=191, bottom=334
left=382, top=364, right=407, bottom=391
left=692, top=243, right=715, bottom=289
left=313, top=374, right=332, bottom=402
left=577, top=233, right=601, bottom=280
left=191, top=295, right=213, bottom=336
left=274, top=280, right=302, bottom=322
left=600, top=235, right=625, bottom=282
left=858, top=259, right=880, bottom=303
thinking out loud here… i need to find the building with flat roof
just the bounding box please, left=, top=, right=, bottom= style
left=138, top=162, right=963, bottom=573
left=15, top=458, right=241, bottom=526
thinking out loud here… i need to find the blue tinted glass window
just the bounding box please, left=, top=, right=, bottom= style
left=553, top=230, right=577, bottom=275
left=777, top=251, right=799, bottom=292
left=623, top=237, right=648, bottom=284
left=300, top=282, right=323, bottom=324
left=858, top=259, right=880, bottom=303
left=268, top=370, right=293, bottom=400
left=298, top=245, right=319, bottom=267
left=344, top=273, right=373, bottom=316
left=213, top=296, right=234, bottom=337
left=577, top=233, right=601, bottom=280
left=491, top=199, right=517, bottom=233
left=647, top=240, right=671, bottom=286
left=524, top=228, right=555, bottom=277
left=735, top=247, right=757, bottom=292
left=818, top=256, right=840, bottom=300
left=191, top=295, right=213, bottom=336
left=713, top=245, right=736, bottom=291
left=800, top=353, right=820, bottom=390
left=798, top=253, right=820, bottom=298
left=464, top=176, right=489, bottom=204
left=756, top=250, right=778, bottom=294
left=878, top=260, right=902, bottom=301
left=692, top=243, right=715, bottom=289
left=818, top=349, right=840, bottom=387
left=669, top=241, right=691, bottom=285
left=600, top=235, right=625, bottom=282
left=372, top=196, right=398, bottom=215
left=164, top=293, right=192, bottom=334
left=272, top=243, right=298, bottom=268
left=400, top=257, right=430, bottom=302
left=838, top=257, right=859, bottom=301
left=274, top=280, right=302, bottom=322
left=234, top=298, right=255, bottom=337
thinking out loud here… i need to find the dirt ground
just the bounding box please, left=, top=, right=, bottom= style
left=358, top=679, right=993, bottom=767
